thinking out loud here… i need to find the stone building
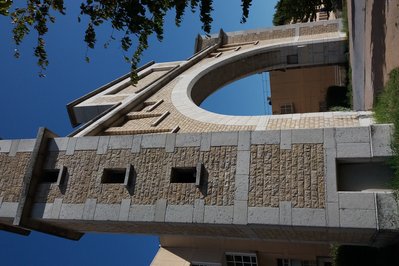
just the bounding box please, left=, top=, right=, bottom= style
left=0, top=19, right=398, bottom=266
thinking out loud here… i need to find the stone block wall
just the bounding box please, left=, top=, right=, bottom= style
left=0, top=152, right=30, bottom=202
left=36, top=146, right=237, bottom=206
left=249, top=144, right=325, bottom=208
left=0, top=125, right=396, bottom=243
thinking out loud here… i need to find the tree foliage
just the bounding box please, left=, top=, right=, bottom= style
left=3, top=0, right=252, bottom=81
left=0, top=0, right=12, bottom=16
left=272, top=0, right=339, bottom=26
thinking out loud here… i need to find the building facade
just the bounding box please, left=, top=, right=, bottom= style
left=0, top=19, right=398, bottom=266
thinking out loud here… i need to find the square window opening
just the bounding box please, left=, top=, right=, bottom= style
left=41, top=169, right=60, bottom=183
left=287, top=54, right=298, bottom=64
left=102, top=168, right=126, bottom=184
left=171, top=167, right=197, bottom=183
left=337, top=159, right=394, bottom=191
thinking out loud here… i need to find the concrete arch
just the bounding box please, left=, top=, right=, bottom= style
left=172, top=34, right=347, bottom=126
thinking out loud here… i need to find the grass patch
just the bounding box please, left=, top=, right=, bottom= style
left=374, top=68, right=399, bottom=191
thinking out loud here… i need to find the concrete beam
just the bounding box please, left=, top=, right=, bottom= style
left=12, top=128, right=84, bottom=240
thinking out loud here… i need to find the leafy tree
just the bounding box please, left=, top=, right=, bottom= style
left=272, top=0, right=339, bottom=26
left=0, top=0, right=12, bottom=16
left=2, top=0, right=252, bottom=81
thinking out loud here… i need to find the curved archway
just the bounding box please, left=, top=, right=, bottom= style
left=171, top=35, right=347, bottom=126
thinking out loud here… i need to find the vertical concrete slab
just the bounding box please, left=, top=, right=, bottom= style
left=211, top=132, right=238, bottom=146
left=336, top=127, right=370, bottom=143
left=165, top=134, right=176, bottom=153
left=339, top=209, right=376, bottom=228
left=292, top=129, right=323, bottom=143
left=129, top=205, right=155, bottom=222
left=279, top=201, right=292, bottom=226
left=175, top=133, right=201, bottom=147
left=235, top=174, right=249, bottom=201
left=325, top=148, right=338, bottom=203
left=236, top=150, right=250, bottom=175
left=371, top=124, right=393, bottom=157
left=13, top=128, right=54, bottom=225
left=10, top=128, right=83, bottom=239
left=233, top=200, right=248, bottom=225
left=200, top=133, right=211, bottom=151
left=292, top=208, right=326, bottom=227
left=0, top=140, right=12, bottom=153
left=65, top=138, right=77, bottom=155
left=48, top=138, right=68, bottom=152
left=8, top=140, right=20, bottom=157
left=251, top=130, right=280, bottom=144
left=326, top=202, right=340, bottom=227
left=339, top=192, right=375, bottom=210
left=59, top=204, right=84, bottom=220
left=323, top=128, right=335, bottom=149
left=204, top=206, right=233, bottom=224
left=51, top=198, right=63, bottom=219
left=280, top=130, right=292, bottom=150
left=75, top=136, right=99, bottom=151
left=248, top=207, right=279, bottom=224
left=165, top=205, right=193, bottom=223
left=193, top=199, right=205, bottom=223
left=141, top=134, right=167, bottom=148
left=97, top=136, right=109, bottom=155
left=83, top=199, right=97, bottom=220
left=0, top=202, right=19, bottom=217
left=131, top=135, right=142, bottom=153
left=154, top=199, right=167, bottom=222
left=238, top=131, right=251, bottom=151
left=94, top=204, right=120, bottom=221
left=17, top=139, right=36, bottom=152
left=118, top=199, right=131, bottom=221
left=336, top=142, right=371, bottom=158
left=108, top=135, right=133, bottom=149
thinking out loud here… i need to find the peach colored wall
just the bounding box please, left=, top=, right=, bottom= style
left=270, top=65, right=342, bottom=114
left=153, top=236, right=331, bottom=266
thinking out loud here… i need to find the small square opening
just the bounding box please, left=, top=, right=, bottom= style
left=101, top=168, right=126, bottom=184
left=337, top=159, right=394, bottom=191
left=171, top=167, right=197, bottom=183
left=41, top=169, right=60, bottom=183
left=287, top=54, right=298, bottom=64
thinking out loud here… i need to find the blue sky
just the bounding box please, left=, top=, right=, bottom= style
left=0, top=1, right=277, bottom=265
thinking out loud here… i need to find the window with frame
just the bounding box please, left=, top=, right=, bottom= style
left=170, top=163, right=204, bottom=187
left=225, top=252, right=258, bottom=266
left=40, top=166, right=67, bottom=186
left=101, top=168, right=126, bottom=184
left=277, top=259, right=317, bottom=266
left=191, top=262, right=221, bottom=266
left=100, top=165, right=135, bottom=188
left=280, top=103, right=294, bottom=114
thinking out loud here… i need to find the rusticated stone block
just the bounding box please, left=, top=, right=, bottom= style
left=248, top=144, right=325, bottom=209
